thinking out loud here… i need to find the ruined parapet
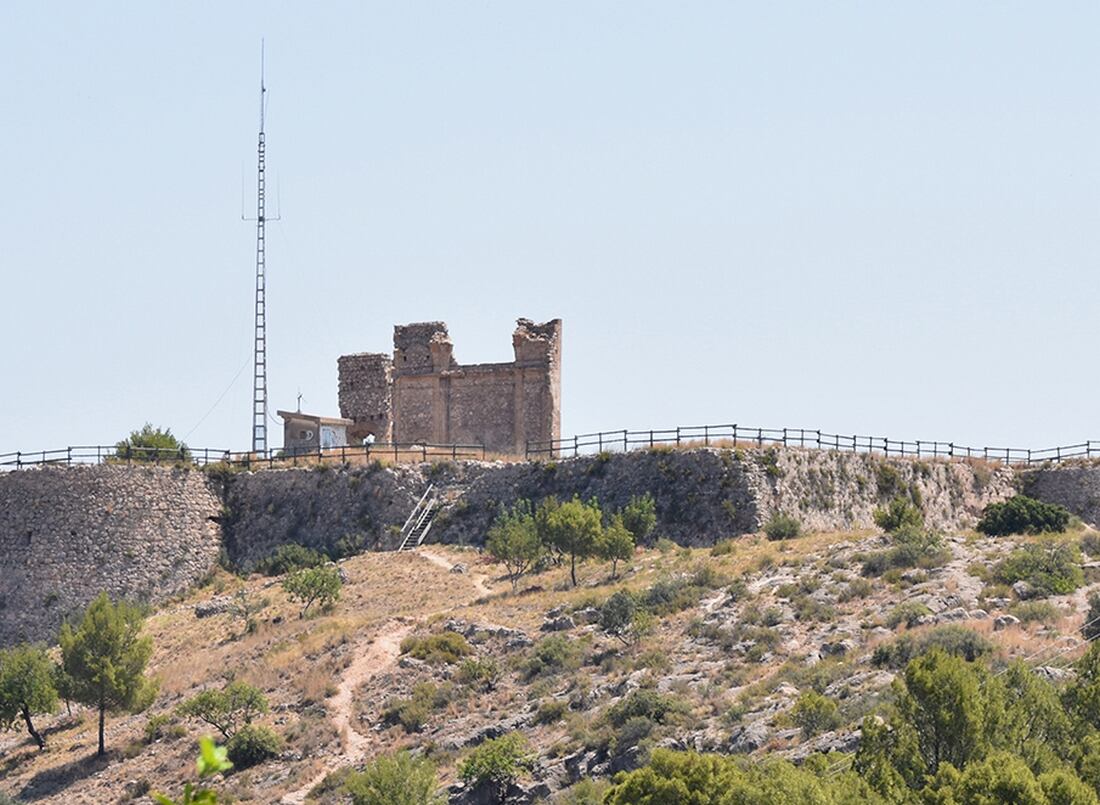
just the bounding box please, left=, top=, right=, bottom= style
left=338, top=352, right=393, bottom=442
left=394, top=322, right=453, bottom=374
left=513, top=318, right=562, bottom=453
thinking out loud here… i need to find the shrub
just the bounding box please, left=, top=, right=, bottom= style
left=382, top=683, right=456, bottom=733
left=606, top=690, right=685, bottom=727
left=282, top=565, right=342, bottom=617
left=790, top=691, right=840, bottom=738
left=873, top=496, right=924, bottom=533
left=523, top=635, right=581, bottom=679
left=225, top=724, right=281, bottom=769
left=400, top=632, right=472, bottom=665
left=642, top=577, right=705, bottom=616
left=871, top=625, right=993, bottom=668
left=1081, top=532, right=1100, bottom=557
left=620, top=494, right=657, bottom=543
left=114, top=423, right=190, bottom=463
left=455, top=657, right=499, bottom=690
left=345, top=751, right=443, bottom=805
left=613, top=715, right=655, bottom=752
left=1083, top=593, right=1100, bottom=641
left=977, top=495, right=1071, bottom=537
left=862, top=526, right=949, bottom=576
left=994, top=540, right=1084, bottom=597
left=886, top=602, right=932, bottom=629
left=177, top=681, right=269, bottom=740
left=260, top=544, right=327, bottom=576
left=534, top=699, right=569, bottom=725
left=839, top=578, right=874, bottom=602
left=710, top=539, right=736, bottom=556
left=764, top=513, right=801, bottom=541
left=458, top=733, right=535, bottom=798
left=1008, top=600, right=1061, bottom=624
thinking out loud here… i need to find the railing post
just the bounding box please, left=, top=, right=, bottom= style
left=1057, top=446, right=1062, bottom=462
left=575, top=435, right=580, bottom=457
left=649, top=430, right=654, bottom=448
left=67, top=446, right=72, bottom=465
left=676, top=427, right=681, bottom=447
left=16, top=451, right=21, bottom=469
left=732, top=424, right=738, bottom=444
left=782, top=428, right=787, bottom=447
left=623, top=430, right=628, bottom=451
left=816, top=430, right=821, bottom=449
left=599, top=432, right=603, bottom=452
left=758, top=428, right=763, bottom=446
left=704, top=425, right=710, bottom=446
left=948, top=442, right=954, bottom=458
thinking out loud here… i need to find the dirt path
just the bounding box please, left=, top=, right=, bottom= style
left=281, top=620, right=411, bottom=804
left=281, top=550, right=491, bottom=803
left=418, top=548, right=495, bottom=598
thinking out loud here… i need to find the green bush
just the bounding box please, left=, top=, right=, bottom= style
left=382, top=683, right=456, bottom=733
left=606, top=690, right=685, bottom=728
left=345, top=751, right=443, bottom=805
left=620, top=494, right=658, bottom=543
left=458, top=733, right=535, bottom=797
left=1084, top=592, right=1100, bottom=641
left=764, top=513, right=801, bottom=541
left=886, top=602, right=932, bottom=629
left=711, top=538, right=736, bottom=556
left=113, top=423, right=190, bottom=463
left=177, top=681, right=269, bottom=740
left=790, top=691, right=840, bottom=738
left=399, top=632, right=472, bottom=665
left=1008, top=600, right=1061, bottom=624
left=862, top=526, right=949, bottom=577
left=1081, top=532, right=1100, bottom=557
left=260, top=544, right=327, bottom=576
left=871, top=625, right=993, bottom=668
left=977, top=495, right=1071, bottom=537
left=282, top=565, right=342, bottom=617
left=534, top=698, right=569, bottom=725
left=523, top=635, right=581, bottom=679
left=994, top=540, right=1084, bottom=597
left=642, top=577, right=706, bottom=616
left=225, top=724, right=281, bottom=768
left=873, top=496, right=924, bottom=533
left=455, top=658, right=499, bottom=690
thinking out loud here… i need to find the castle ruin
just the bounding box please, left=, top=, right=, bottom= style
left=337, top=318, right=561, bottom=456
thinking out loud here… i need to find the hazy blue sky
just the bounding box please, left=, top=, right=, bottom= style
left=2, top=2, right=1097, bottom=454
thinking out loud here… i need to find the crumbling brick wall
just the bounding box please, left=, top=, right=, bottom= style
left=338, top=318, right=561, bottom=455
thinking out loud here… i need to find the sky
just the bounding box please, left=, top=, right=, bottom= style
left=2, top=2, right=1098, bottom=454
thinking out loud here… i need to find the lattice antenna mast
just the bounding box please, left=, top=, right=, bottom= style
left=245, top=42, right=279, bottom=455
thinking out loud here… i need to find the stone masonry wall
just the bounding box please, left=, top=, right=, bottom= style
left=1021, top=463, right=1100, bottom=526
left=433, top=447, right=1017, bottom=547
left=0, top=465, right=221, bottom=647
left=0, top=446, right=1072, bottom=647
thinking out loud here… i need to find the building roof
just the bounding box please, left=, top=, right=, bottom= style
left=276, top=410, right=354, bottom=427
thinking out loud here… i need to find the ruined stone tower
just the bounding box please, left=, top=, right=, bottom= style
left=338, top=318, right=561, bottom=455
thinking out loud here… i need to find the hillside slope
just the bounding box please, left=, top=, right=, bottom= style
left=3, top=518, right=1098, bottom=803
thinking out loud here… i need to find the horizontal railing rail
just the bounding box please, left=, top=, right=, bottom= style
left=0, top=440, right=488, bottom=471
left=524, top=423, right=1100, bottom=467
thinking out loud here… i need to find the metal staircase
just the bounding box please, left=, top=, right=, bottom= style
left=396, top=483, right=467, bottom=552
